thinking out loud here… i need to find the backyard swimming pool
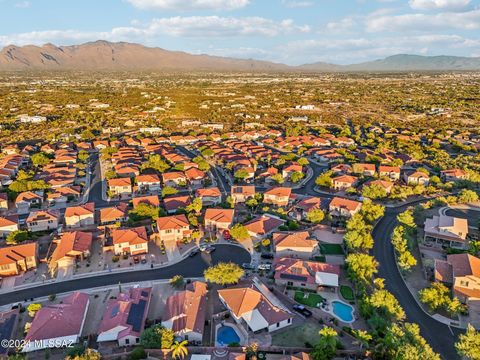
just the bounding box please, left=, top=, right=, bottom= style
left=216, top=325, right=241, bottom=346
left=332, top=300, right=354, bottom=323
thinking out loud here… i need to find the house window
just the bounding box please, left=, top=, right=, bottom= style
left=125, top=339, right=130, bottom=345
left=288, top=318, right=291, bottom=323
left=0, top=264, right=11, bottom=270
left=135, top=244, right=143, bottom=249
left=276, top=322, right=280, bottom=328
left=165, top=229, right=173, bottom=234
left=136, top=338, right=139, bottom=343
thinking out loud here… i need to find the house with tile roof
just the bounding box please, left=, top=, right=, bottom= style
left=97, top=287, right=152, bottom=346
left=204, top=209, right=235, bottom=232
left=293, top=196, right=329, bottom=220
left=352, top=163, right=376, bottom=177
left=135, top=174, right=161, bottom=193
left=440, top=169, right=468, bottom=182
left=15, top=191, right=43, bottom=213
left=274, top=257, right=341, bottom=290
left=0, top=242, right=37, bottom=277
left=244, top=215, right=285, bottom=241
left=0, top=215, right=19, bottom=238
left=23, top=292, right=89, bottom=352
left=332, top=175, right=358, bottom=191
left=282, top=164, right=303, bottom=179
left=163, top=195, right=191, bottom=214
left=64, top=202, right=95, bottom=228
left=379, top=165, right=401, bottom=181
left=263, top=187, right=292, bottom=207
left=162, top=281, right=207, bottom=343
left=434, top=253, right=480, bottom=304
left=100, top=203, right=129, bottom=225
left=110, top=227, right=149, bottom=256
left=185, top=168, right=207, bottom=188
left=403, top=170, right=429, bottom=186
left=26, top=210, right=59, bottom=232
left=424, top=215, right=469, bottom=249
left=108, top=178, right=132, bottom=198
left=162, top=172, right=187, bottom=187
left=48, top=231, right=93, bottom=276
left=132, top=195, right=160, bottom=208
left=218, top=278, right=292, bottom=333
left=155, top=215, right=191, bottom=245
left=231, top=186, right=255, bottom=204
left=195, top=187, right=222, bottom=206
left=273, top=232, right=318, bottom=259
left=329, top=197, right=362, bottom=218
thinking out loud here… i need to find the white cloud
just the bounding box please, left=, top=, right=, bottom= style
left=281, top=0, right=314, bottom=8
left=366, top=8, right=480, bottom=32
left=280, top=34, right=480, bottom=64
left=326, top=17, right=357, bottom=32
left=126, top=0, right=249, bottom=10
left=0, top=16, right=310, bottom=47
left=408, top=0, right=471, bottom=11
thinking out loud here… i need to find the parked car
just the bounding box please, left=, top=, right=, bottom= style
left=242, top=263, right=254, bottom=270
left=133, top=256, right=140, bottom=264
left=293, top=304, right=313, bottom=317
left=261, top=253, right=274, bottom=259
left=223, top=229, right=231, bottom=240
left=204, top=245, right=216, bottom=254
left=258, top=264, right=271, bottom=271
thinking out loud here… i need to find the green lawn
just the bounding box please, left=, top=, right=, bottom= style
left=294, top=291, right=324, bottom=308
left=320, top=243, right=344, bottom=255
left=271, top=322, right=323, bottom=347
left=340, top=285, right=354, bottom=301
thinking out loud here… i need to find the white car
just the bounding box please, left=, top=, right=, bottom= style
left=258, top=264, right=271, bottom=271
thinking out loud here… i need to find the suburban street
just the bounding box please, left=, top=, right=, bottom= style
left=372, top=205, right=463, bottom=360
left=0, top=244, right=250, bottom=306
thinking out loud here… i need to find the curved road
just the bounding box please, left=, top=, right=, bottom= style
left=372, top=205, right=462, bottom=360
left=0, top=244, right=250, bottom=306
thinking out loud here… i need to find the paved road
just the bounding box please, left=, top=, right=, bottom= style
left=445, top=208, right=479, bottom=227
left=0, top=244, right=250, bottom=306
left=372, top=206, right=462, bottom=360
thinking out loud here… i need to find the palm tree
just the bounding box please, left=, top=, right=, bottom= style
left=170, top=340, right=188, bottom=360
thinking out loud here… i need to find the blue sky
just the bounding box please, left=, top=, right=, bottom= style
left=0, top=0, right=479, bottom=65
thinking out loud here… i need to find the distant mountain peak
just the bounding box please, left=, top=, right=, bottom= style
left=0, top=41, right=479, bottom=72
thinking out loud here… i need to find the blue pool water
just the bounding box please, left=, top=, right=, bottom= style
left=332, top=300, right=354, bottom=322
left=217, top=325, right=241, bottom=345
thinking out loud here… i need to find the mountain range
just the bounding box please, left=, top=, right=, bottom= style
left=1, top=40, right=479, bottom=72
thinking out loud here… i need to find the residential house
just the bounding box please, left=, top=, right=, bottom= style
left=0, top=215, right=19, bottom=238
left=352, top=163, right=376, bottom=177
left=329, top=197, right=362, bottom=218
left=244, top=215, right=285, bottom=241
left=15, top=191, right=43, bottom=213
left=204, top=209, right=235, bottom=232
left=274, top=257, right=340, bottom=290
left=424, top=215, right=468, bottom=249
left=155, top=215, right=191, bottom=245
left=435, top=253, right=480, bottom=304
left=403, top=171, right=430, bottom=185
left=195, top=187, right=222, bottom=206
left=97, top=287, right=152, bottom=346
left=22, top=292, right=89, bottom=352
left=132, top=195, right=160, bottom=208
left=273, top=232, right=318, bottom=259
left=48, top=231, right=93, bottom=276
left=163, top=195, right=191, bottom=214
left=162, top=172, right=187, bottom=187
left=282, top=164, right=302, bottom=179
left=292, top=196, right=329, bottom=220
left=26, top=210, right=59, bottom=232
left=332, top=175, right=358, bottom=191
left=440, top=169, right=468, bottom=182
left=364, top=179, right=394, bottom=194
left=263, top=187, right=292, bottom=207
left=108, top=178, right=132, bottom=198
left=111, top=227, right=149, bottom=256
left=185, top=168, right=207, bottom=187
left=135, top=174, right=161, bottom=193
left=64, top=203, right=95, bottom=228
left=162, top=281, right=207, bottom=344
left=0, top=193, right=7, bottom=212
left=0, top=243, right=37, bottom=277
left=379, top=165, right=401, bottom=181
left=100, top=203, right=129, bottom=225
left=218, top=278, right=293, bottom=333
left=231, top=186, right=255, bottom=204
